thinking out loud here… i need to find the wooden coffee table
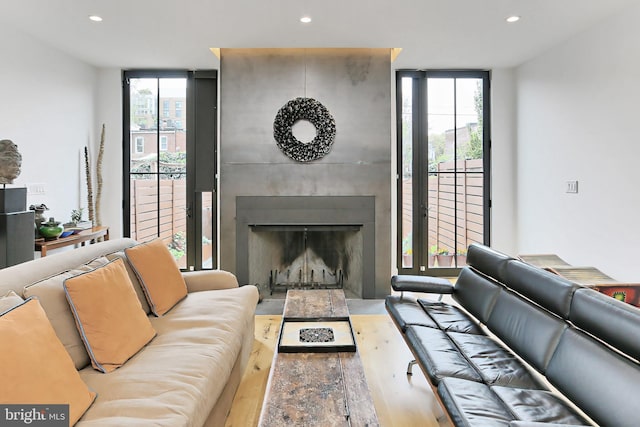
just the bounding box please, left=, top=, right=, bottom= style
left=258, top=289, right=379, bottom=426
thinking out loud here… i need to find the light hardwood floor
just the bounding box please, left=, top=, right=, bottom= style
left=225, top=314, right=450, bottom=427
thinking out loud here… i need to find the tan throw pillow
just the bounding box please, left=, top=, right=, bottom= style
left=105, top=251, right=151, bottom=314
left=0, top=290, right=24, bottom=312
left=125, top=239, right=188, bottom=316
left=64, top=258, right=156, bottom=373
left=0, top=298, right=96, bottom=425
left=23, top=257, right=111, bottom=370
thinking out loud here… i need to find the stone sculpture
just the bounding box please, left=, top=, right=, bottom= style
left=0, top=139, right=22, bottom=184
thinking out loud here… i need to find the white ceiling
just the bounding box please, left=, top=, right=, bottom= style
left=0, top=0, right=636, bottom=69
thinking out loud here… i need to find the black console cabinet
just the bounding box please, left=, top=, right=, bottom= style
left=0, top=188, right=34, bottom=268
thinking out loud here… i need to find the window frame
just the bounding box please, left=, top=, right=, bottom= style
left=396, top=69, right=491, bottom=276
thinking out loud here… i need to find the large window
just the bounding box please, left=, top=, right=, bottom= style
left=397, top=70, right=490, bottom=275
left=123, top=70, right=218, bottom=270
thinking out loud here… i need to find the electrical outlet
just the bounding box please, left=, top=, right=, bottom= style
left=27, top=183, right=47, bottom=195
left=566, top=180, right=578, bottom=194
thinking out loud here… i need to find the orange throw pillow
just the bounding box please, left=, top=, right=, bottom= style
left=0, top=298, right=96, bottom=425
left=64, top=258, right=156, bottom=373
left=125, top=239, right=188, bottom=316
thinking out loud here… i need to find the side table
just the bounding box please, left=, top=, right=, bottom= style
left=35, top=226, right=110, bottom=257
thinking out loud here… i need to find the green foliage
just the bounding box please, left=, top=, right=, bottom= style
left=428, top=133, right=450, bottom=172
left=168, top=232, right=186, bottom=260
left=70, top=208, right=84, bottom=223
left=402, top=233, right=413, bottom=255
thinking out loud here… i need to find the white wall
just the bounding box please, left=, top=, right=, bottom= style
left=95, top=69, right=124, bottom=238
left=0, top=24, right=98, bottom=227
left=490, top=68, right=518, bottom=255
left=516, top=2, right=640, bottom=280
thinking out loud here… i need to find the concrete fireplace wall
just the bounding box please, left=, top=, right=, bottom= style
left=220, top=48, right=392, bottom=298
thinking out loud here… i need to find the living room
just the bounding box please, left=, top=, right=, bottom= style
left=0, top=0, right=638, bottom=283
left=1, top=1, right=640, bottom=426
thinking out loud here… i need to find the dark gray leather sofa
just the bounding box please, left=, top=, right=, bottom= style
left=386, top=243, right=640, bottom=427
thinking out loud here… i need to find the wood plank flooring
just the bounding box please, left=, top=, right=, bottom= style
left=225, top=314, right=450, bottom=427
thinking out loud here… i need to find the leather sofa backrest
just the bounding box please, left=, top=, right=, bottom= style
left=466, top=243, right=513, bottom=283
left=453, top=268, right=501, bottom=324
left=569, top=288, right=640, bottom=361
left=502, top=259, right=580, bottom=318
left=486, top=289, right=567, bottom=373
left=546, top=327, right=640, bottom=427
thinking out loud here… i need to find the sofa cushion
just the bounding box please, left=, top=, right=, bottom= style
left=492, top=386, right=590, bottom=425
left=0, top=290, right=23, bottom=312
left=104, top=251, right=151, bottom=314
left=125, top=239, right=187, bottom=316
left=502, top=260, right=579, bottom=318
left=385, top=295, right=439, bottom=332
left=418, top=299, right=484, bottom=334
left=77, top=285, right=259, bottom=427
left=447, top=332, right=546, bottom=389
left=64, top=258, right=156, bottom=373
left=466, top=243, right=513, bottom=282
left=569, top=288, right=640, bottom=361
left=23, top=257, right=111, bottom=370
left=486, top=289, right=567, bottom=373
left=453, top=267, right=502, bottom=323
left=0, top=298, right=96, bottom=425
left=546, top=328, right=640, bottom=427
left=438, top=377, right=514, bottom=427
left=405, top=325, right=483, bottom=384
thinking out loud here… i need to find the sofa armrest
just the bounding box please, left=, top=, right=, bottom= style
left=391, top=275, right=453, bottom=294
left=182, top=270, right=239, bottom=293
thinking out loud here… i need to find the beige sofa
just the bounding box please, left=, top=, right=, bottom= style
left=0, top=238, right=259, bottom=426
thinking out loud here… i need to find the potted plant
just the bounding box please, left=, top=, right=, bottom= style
left=402, top=234, right=413, bottom=267
left=428, top=244, right=437, bottom=267
left=436, top=247, right=453, bottom=267
left=456, top=248, right=467, bottom=267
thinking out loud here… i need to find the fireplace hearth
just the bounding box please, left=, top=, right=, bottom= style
left=236, top=196, right=375, bottom=298
left=251, top=225, right=362, bottom=295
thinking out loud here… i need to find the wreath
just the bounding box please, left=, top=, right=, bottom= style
left=273, top=97, right=336, bottom=162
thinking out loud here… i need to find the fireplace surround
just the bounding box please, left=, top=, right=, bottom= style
left=236, top=196, right=375, bottom=298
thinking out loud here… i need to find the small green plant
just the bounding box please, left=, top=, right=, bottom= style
left=70, top=208, right=84, bottom=224
left=402, top=233, right=413, bottom=256
left=437, top=247, right=450, bottom=255
left=429, top=244, right=438, bottom=255
left=168, top=231, right=186, bottom=260
left=456, top=248, right=467, bottom=256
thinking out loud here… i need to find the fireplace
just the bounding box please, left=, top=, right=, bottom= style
left=236, top=196, right=375, bottom=298
left=249, top=225, right=363, bottom=297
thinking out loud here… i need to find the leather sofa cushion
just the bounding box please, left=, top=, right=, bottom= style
left=438, top=377, right=514, bottom=427
left=570, top=288, right=640, bottom=361
left=385, top=296, right=439, bottom=332
left=492, top=386, right=590, bottom=425
left=486, top=289, right=566, bottom=373
left=447, top=332, right=545, bottom=389
left=438, top=377, right=590, bottom=427
left=502, top=260, right=579, bottom=318
left=405, top=326, right=482, bottom=384
left=453, top=268, right=502, bottom=324
left=77, top=285, right=259, bottom=426
left=466, top=243, right=513, bottom=283
left=546, top=328, right=640, bottom=427
left=417, top=299, right=483, bottom=334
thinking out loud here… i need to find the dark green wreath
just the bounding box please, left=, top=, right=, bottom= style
left=273, top=97, right=336, bottom=162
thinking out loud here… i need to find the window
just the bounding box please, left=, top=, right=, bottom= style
left=123, top=70, right=219, bottom=271
left=134, top=137, right=144, bottom=154
left=397, top=70, right=490, bottom=275
left=175, top=101, right=183, bottom=118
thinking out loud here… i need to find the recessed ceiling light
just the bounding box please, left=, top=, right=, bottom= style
left=89, top=15, right=103, bottom=22
left=506, top=15, right=520, bottom=23
left=300, top=16, right=312, bottom=24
